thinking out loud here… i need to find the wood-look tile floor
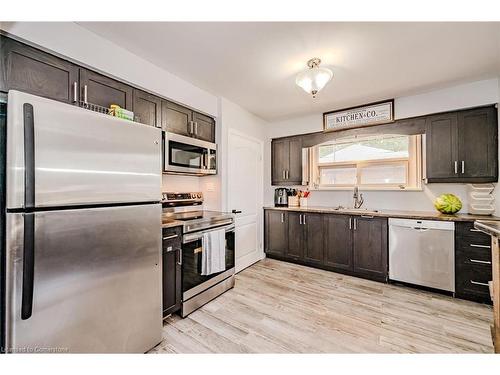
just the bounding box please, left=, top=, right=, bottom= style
left=150, top=258, right=494, bottom=353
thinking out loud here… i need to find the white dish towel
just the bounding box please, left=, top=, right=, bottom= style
left=201, top=229, right=226, bottom=276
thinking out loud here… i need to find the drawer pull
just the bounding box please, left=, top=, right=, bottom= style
left=469, top=259, right=492, bottom=265
left=163, top=234, right=179, bottom=240
left=469, top=228, right=482, bottom=232
left=470, top=244, right=490, bottom=249
left=470, top=280, right=489, bottom=287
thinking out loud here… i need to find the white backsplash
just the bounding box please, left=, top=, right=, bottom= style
left=162, top=175, right=200, bottom=193
left=276, top=183, right=490, bottom=214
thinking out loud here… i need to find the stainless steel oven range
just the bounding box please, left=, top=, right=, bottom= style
left=162, top=192, right=235, bottom=317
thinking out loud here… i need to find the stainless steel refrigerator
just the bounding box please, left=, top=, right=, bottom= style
left=2, top=90, right=163, bottom=353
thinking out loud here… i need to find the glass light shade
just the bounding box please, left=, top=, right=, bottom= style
left=295, top=66, right=333, bottom=97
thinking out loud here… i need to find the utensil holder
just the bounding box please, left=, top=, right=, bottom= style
left=288, top=196, right=299, bottom=207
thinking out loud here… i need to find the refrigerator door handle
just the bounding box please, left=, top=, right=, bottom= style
left=24, top=103, right=35, bottom=209
left=21, top=213, right=35, bottom=320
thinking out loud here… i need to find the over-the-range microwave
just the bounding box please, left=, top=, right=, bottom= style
left=163, top=132, right=217, bottom=175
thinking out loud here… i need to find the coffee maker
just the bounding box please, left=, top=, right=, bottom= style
left=274, top=188, right=289, bottom=207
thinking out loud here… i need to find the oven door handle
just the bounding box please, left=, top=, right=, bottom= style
left=183, top=224, right=235, bottom=243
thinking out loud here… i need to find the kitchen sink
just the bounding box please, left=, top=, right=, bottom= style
left=332, top=206, right=379, bottom=214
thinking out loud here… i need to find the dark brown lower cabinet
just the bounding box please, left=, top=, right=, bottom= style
left=455, top=221, right=493, bottom=304
left=303, top=213, right=324, bottom=265
left=264, top=209, right=388, bottom=283
left=162, top=226, right=182, bottom=317
left=352, top=216, right=388, bottom=282
left=264, top=210, right=288, bottom=257
left=287, top=212, right=304, bottom=260
left=324, top=214, right=353, bottom=271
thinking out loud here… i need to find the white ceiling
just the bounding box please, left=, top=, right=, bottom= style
left=78, top=22, right=500, bottom=121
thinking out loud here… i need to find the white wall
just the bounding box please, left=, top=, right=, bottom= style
left=265, top=78, right=500, bottom=213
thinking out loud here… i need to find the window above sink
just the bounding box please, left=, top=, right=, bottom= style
left=310, top=134, right=423, bottom=191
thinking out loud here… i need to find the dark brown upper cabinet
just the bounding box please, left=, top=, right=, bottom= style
left=264, top=209, right=288, bottom=257
left=192, top=111, right=216, bottom=143
left=0, top=36, right=78, bottom=103
left=79, top=68, right=133, bottom=110
left=132, top=89, right=161, bottom=127
left=457, top=107, right=498, bottom=181
left=352, top=216, right=388, bottom=282
left=161, top=100, right=193, bottom=137
left=425, top=106, right=498, bottom=183
left=162, top=100, right=216, bottom=143
left=271, top=137, right=302, bottom=185
left=324, top=214, right=353, bottom=272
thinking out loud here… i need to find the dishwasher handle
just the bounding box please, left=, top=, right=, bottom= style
left=412, top=227, right=429, bottom=231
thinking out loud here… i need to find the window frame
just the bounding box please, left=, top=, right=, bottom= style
left=311, top=134, right=422, bottom=191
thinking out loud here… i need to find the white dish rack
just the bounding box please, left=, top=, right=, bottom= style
left=467, top=184, right=495, bottom=215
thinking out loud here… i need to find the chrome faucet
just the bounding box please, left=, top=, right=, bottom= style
left=353, top=186, right=364, bottom=209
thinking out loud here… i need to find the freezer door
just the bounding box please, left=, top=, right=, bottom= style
left=6, top=90, right=161, bottom=209
left=5, top=204, right=162, bottom=353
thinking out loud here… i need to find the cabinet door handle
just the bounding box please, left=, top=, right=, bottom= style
left=303, top=214, right=306, bottom=225
left=83, top=84, right=88, bottom=106
left=353, top=218, right=357, bottom=230
left=470, top=280, right=489, bottom=287
left=194, top=122, right=198, bottom=135
left=470, top=244, right=491, bottom=249
left=283, top=170, right=286, bottom=179
left=177, top=249, right=183, bottom=266
left=281, top=213, right=284, bottom=223
left=454, top=161, right=458, bottom=174
left=163, top=234, right=179, bottom=240
left=461, top=161, right=465, bottom=174
left=470, top=259, right=492, bottom=265
left=189, top=121, right=194, bottom=135
left=299, top=214, right=302, bottom=225
left=349, top=217, right=352, bottom=230
left=73, top=81, right=78, bottom=103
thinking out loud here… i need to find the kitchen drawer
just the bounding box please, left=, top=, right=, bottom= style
left=162, top=226, right=182, bottom=252
left=456, top=262, right=492, bottom=303
left=456, top=246, right=492, bottom=265
left=456, top=221, right=491, bottom=245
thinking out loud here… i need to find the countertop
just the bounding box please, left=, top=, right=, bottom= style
left=161, top=216, right=184, bottom=229
left=474, top=220, right=500, bottom=237
left=264, top=206, right=500, bottom=222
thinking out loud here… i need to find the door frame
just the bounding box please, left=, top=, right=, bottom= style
left=227, top=128, right=265, bottom=273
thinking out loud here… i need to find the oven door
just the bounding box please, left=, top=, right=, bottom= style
left=181, top=225, right=235, bottom=300
left=164, top=132, right=217, bottom=175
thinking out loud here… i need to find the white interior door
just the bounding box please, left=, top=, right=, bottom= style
left=228, top=130, right=264, bottom=273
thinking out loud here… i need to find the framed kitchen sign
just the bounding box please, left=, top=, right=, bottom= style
left=323, top=99, right=394, bottom=132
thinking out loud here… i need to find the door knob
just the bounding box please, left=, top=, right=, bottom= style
left=231, top=209, right=242, bottom=214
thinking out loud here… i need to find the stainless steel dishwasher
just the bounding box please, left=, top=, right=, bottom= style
left=389, top=218, right=455, bottom=292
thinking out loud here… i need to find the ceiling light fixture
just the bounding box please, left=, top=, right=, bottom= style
left=295, top=58, right=333, bottom=98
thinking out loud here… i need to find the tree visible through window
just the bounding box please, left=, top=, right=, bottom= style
left=312, top=134, right=421, bottom=189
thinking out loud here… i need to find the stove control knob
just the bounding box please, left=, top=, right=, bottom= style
left=197, top=193, right=202, bottom=199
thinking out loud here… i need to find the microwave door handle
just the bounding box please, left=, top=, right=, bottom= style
left=204, top=148, right=210, bottom=169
